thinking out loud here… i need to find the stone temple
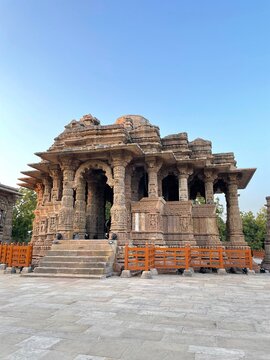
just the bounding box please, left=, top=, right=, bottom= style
left=19, top=114, right=256, bottom=274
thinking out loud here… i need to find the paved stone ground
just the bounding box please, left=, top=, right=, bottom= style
left=0, top=273, right=270, bottom=360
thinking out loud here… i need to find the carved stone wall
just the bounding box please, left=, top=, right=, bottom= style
left=192, top=204, right=220, bottom=246
left=163, top=201, right=196, bottom=245
left=131, top=197, right=166, bottom=246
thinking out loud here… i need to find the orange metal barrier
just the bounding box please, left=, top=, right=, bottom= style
left=0, top=243, right=32, bottom=267
left=154, top=247, right=190, bottom=270
left=125, top=244, right=155, bottom=271
left=252, top=250, right=265, bottom=258
left=190, top=247, right=223, bottom=269
left=124, top=245, right=253, bottom=272
left=224, top=248, right=252, bottom=270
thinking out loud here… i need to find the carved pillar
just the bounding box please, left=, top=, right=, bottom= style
left=226, top=174, right=246, bottom=246
left=262, top=197, right=270, bottom=270
left=30, top=183, right=43, bottom=243
left=50, top=165, right=62, bottom=202
left=110, top=155, right=129, bottom=241
left=73, top=177, right=86, bottom=238
left=96, top=181, right=105, bottom=238
left=42, top=175, right=52, bottom=204
left=178, top=166, right=191, bottom=201
left=35, top=182, right=44, bottom=207
left=86, top=179, right=98, bottom=238
left=225, top=191, right=230, bottom=240
left=58, top=159, right=78, bottom=239
left=204, top=170, right=216, bottom=204
left=125, top=166, right=132, bottom=234
left=147, top=158, right=162, bottom=198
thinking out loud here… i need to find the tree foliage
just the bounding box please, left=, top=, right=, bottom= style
left=241, top=207, right=267, bottom=250
left=12, top=188, right=37, bottom=243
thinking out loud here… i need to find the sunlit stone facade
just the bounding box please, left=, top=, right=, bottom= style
left=19, top=114, right=256, bottom=267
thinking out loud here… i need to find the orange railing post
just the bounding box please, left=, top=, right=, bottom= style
left=25, top=244, right=32, bottom=267
left=185, top=245, right=190, bottom=270
left=247, top=248, right=253, bottom=270
left=219, top=247, right=224, bottom=268
left=124, top=243, right=129, bottom=270
left=7, top=243, right=14, bottom=267
left=145, top=243, right=149, bottom=271
left=2, top=243, right=7, bottom=264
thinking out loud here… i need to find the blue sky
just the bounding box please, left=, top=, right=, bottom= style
left=0, top=0, right=269, bottom=214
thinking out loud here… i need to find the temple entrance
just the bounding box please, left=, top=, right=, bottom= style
left=84, top=169, right=113, bottom=239
left=73, top=161, right=114, bottom=240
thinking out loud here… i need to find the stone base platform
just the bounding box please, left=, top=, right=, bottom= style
left=25, top=239, right=116, bottom=279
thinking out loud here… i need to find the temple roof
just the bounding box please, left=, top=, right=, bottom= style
left=0, top=183, right=20, bottom=196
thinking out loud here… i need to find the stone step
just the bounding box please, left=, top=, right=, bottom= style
left=34, top=267, right=111, bottom=275
left=21, top=273, right=105, bottom=279
left=58, top=239, right=110, bottom=244
left=40, top=256, right=109, bottom=263
left=48, top=250, right=113, bottom=257
left=52, top=240, right=113, bottom=250
left=39, top=261, right=107, bottom=269
left=32, top=239, right=115, bottom=279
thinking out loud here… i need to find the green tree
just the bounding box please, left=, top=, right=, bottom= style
left=241, top=207, right=266, bottom=250
left=12, top=188, right=37, bottom=243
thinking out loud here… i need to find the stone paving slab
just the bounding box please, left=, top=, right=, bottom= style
left=0, top=273, right=270, bottom=359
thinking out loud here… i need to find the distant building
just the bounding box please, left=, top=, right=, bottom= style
left=0, top=184, right=20, bottom=243
left=19, top=114, right=256, bottom=273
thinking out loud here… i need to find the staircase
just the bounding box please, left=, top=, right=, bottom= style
left=26, top=240, right=116, bottom=279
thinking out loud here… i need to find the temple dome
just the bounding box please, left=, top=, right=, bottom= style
left=115, top=115, right=151, bottom=129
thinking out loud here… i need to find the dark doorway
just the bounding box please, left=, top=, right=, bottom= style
left=162, top=174, right=179, bottom=201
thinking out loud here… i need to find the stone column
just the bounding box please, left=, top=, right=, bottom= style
left=73, top=177, right=86, bottom=238
left=225, top=192, right=230, bottom=240
left=58, top=159, right=78, bottom=239
left=125, top=166, right=132, bottom=234
left=147, top=158, right=162, bottom=198
left=30, top=183, right=43, bottom=243
left=50, top=165, right=62, bottom=202
left=86, top=179, right=98, bottom=238
left=42, top=175, right=52, bottom=204
left=178, top=166, right=191, bottom=201
left=226, top=174, right=246, bottom=246
left=262, top=196, right=270, bottom=270
left=110, top=155, right=129, bottom=242
left=35, top=182, right=44, bottom=207
left=96, top=181, right=105, bottom=238
left=204, top=170, right=216, bottom=204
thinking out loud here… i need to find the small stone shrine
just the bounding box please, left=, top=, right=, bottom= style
left=19, top=114, right=256, bottom=271
left=0, top=183, right=20, bottom=243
